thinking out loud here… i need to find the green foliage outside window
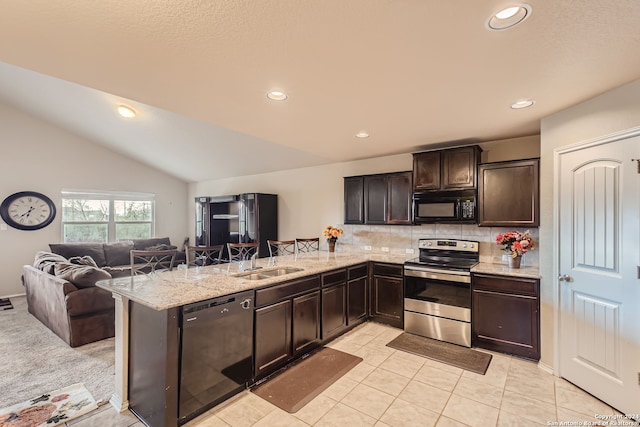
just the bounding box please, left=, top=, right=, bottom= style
left=62, top=195, right=154, bottom=243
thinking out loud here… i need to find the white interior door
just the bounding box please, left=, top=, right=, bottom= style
left=558, top=132, right=640, bottom=413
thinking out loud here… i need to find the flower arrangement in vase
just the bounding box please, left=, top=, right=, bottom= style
left=322, top=225, right=343, bottom=252
left=495, top=230, right=535, bottom=268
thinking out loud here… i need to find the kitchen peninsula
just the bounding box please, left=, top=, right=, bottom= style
left=96, top=251, right=410, bottom=427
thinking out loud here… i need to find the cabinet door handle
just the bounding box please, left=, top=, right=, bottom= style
left=558, top=274, right=572, bottom=282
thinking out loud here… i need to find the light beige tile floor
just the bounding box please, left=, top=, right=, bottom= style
left=68, top=322, right=623, bottom=427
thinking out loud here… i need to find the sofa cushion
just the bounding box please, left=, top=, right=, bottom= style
left=33, top=251, right=68, bottom=274
left=49, top=243, right=107, bottom=267
left=103, top=266, right=133, bottom=278
left=54, top=262, right=112, bottom=289
left=65, top=287, right=116, bottom=317
left=144, top=243, right=178, bottom=251
left=103, top=241, right=134, bottom=266
left=131, top=237, right=171, bottom=250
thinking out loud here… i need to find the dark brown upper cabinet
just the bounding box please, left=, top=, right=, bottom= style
left=345, top=171, right=412, bottom=225
left=387, top=172, right=413, bottom=224
left=412, top=151, right=441, bottom=190
left=413, top=146, right=481, bottom=191
left=477, top=158, right=540, bottom=227
left=344, top=176, right=364, bottom=224
left=364, top=175, right=388, bottom=224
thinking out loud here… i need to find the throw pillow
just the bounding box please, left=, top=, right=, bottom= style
left=49, top=243, right=107, bottom=266
left=103, top=240, right=134, bottom=266
left=68, top=256, right=98, bottom=267
left=54, top=262, right=112, bottom=289
left=33, top=251, right=68, bottom=274
left=132, top=237, right=171, bottom=250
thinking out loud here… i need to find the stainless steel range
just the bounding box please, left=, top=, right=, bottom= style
left=404, top=239, right=479, bottom=347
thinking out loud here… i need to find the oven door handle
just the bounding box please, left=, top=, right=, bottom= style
left=403, top=266, right=471, bottom=284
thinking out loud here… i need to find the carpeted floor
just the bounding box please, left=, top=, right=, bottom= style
left=0, top=296, right=115, bottom=409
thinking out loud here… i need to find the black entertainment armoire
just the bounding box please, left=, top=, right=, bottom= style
left=195, top=193, right=277, bottom=259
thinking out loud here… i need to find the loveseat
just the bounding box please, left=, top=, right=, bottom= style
left=23, top=237, right=185, bottom=347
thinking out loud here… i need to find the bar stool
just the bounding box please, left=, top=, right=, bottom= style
left=295, top=238, right=320, bottom=253
left=185, top=245, right=224, bottom=267
left=267, top=240, right=296, bottom=258
left=227, top=242, right=259, bottom=262
left=130, top=249, right=177, bottom=276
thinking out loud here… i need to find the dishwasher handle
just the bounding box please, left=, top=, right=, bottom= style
left=182, top=291, right=254, bottom=326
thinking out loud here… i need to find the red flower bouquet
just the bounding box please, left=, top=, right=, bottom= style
left=495, top=230, right=535, bottom=258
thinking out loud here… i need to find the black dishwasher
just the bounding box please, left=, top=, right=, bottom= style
left=179, top=290, right=254, bottom=424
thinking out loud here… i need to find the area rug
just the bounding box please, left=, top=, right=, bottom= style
left=386, top=333, right=492, bottom=375
left=0, top=383, right=97, bottom=427
left=251, top=347, right=362, bottom=413
left=0, top=297, right=115, bottom=409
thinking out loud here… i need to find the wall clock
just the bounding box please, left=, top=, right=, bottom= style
left=0, top=191, right=57, bottom=230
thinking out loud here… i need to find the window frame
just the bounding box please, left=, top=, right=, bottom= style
left=61, top=190, right=156, bottom=243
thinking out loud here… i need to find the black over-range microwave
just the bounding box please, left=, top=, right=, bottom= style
left=412, top=190, right=477, bottom=223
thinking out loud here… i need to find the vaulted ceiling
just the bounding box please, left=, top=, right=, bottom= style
left=1, top=1, right=639, bottom=182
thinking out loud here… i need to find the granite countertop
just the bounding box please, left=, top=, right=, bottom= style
left=96, top=252, right=541, bottom=311
left=96, top=252, right=411, bottom=311
left=471, top=262, right=540, bottom=279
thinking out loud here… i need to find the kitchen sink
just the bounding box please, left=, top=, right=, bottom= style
left=235, top=267, right=304, bottom=280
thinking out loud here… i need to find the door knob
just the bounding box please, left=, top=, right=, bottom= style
left=558, top=274, right=572, bottom=282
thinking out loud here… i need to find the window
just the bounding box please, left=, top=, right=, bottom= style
left=61, top=190, right=155, bottom=243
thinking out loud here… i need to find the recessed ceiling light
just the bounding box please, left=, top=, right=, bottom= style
left=495, top=6, right=520, bottom=19
left=267, top=91, right=288, bottom=101
left=510, top=99, right=535, bottom=109
left=355, top=131, right=370, bottom=139
left=488, top=4, right=532, bottom=30
left=117, top=105, right=136, bottom=118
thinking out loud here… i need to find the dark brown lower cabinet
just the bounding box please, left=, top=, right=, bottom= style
left=254, top=275, right=322, bottom=379
left=292, top=291, right=320, bottom=356
left=347, top=263, right=368, bottom=326
left=472, top=273, right=540, bottom=360
left=347, top=277, right=367, bottom=324
left=128, top=301, right=180, bottom=427
left=320, top=269, right=348, bottom=340
left=254, top=299, right=292, bottom=378
left=322, top=284, right=347, bottom=339
left=370, top=262, right=403, bottom=328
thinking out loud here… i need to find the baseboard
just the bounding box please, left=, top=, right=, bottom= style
left=0, top=292, right=26, bottom=299
left=537, top=360, right=554, bottom=375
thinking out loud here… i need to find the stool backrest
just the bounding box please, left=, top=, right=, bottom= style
left=227, top=242, right=259, bottom=262
left=130, top=249, right=177, bottom=276
left=295, top=238, right=320, bottom=253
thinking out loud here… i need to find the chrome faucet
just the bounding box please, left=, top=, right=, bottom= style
left=250, top=252, right=258, bottom=270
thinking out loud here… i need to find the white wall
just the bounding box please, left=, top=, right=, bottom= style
left=189, top=136, right=541, bottom=244
left=539, top=78, right=640, bottom=368
left=0, top=102, right=189, bottom=297
left=189, top=154, right=412, bottom=243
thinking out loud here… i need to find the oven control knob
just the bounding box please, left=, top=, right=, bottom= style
left=427, top=242, right=432, bottom=246
left=470, top=244, right=475, bottom=248
left=462, top=244, right=467, bottom=248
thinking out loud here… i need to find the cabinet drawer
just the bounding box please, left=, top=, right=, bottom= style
left=372, top=262, right=403, bottom=278
left=472, top=274, right=538, bottom=296
left=348, top=264, right=368, bottom=281
left=256, top=276, right=320, bottom=307
left=322, top=269, right=347, bottom=287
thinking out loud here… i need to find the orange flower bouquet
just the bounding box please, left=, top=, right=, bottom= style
left=322, top=225, right=343, bottom=243
left=495, top=230, right=535, bottom=258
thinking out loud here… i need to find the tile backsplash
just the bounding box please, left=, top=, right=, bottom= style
left=335, top=224, right=539, bottom=267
